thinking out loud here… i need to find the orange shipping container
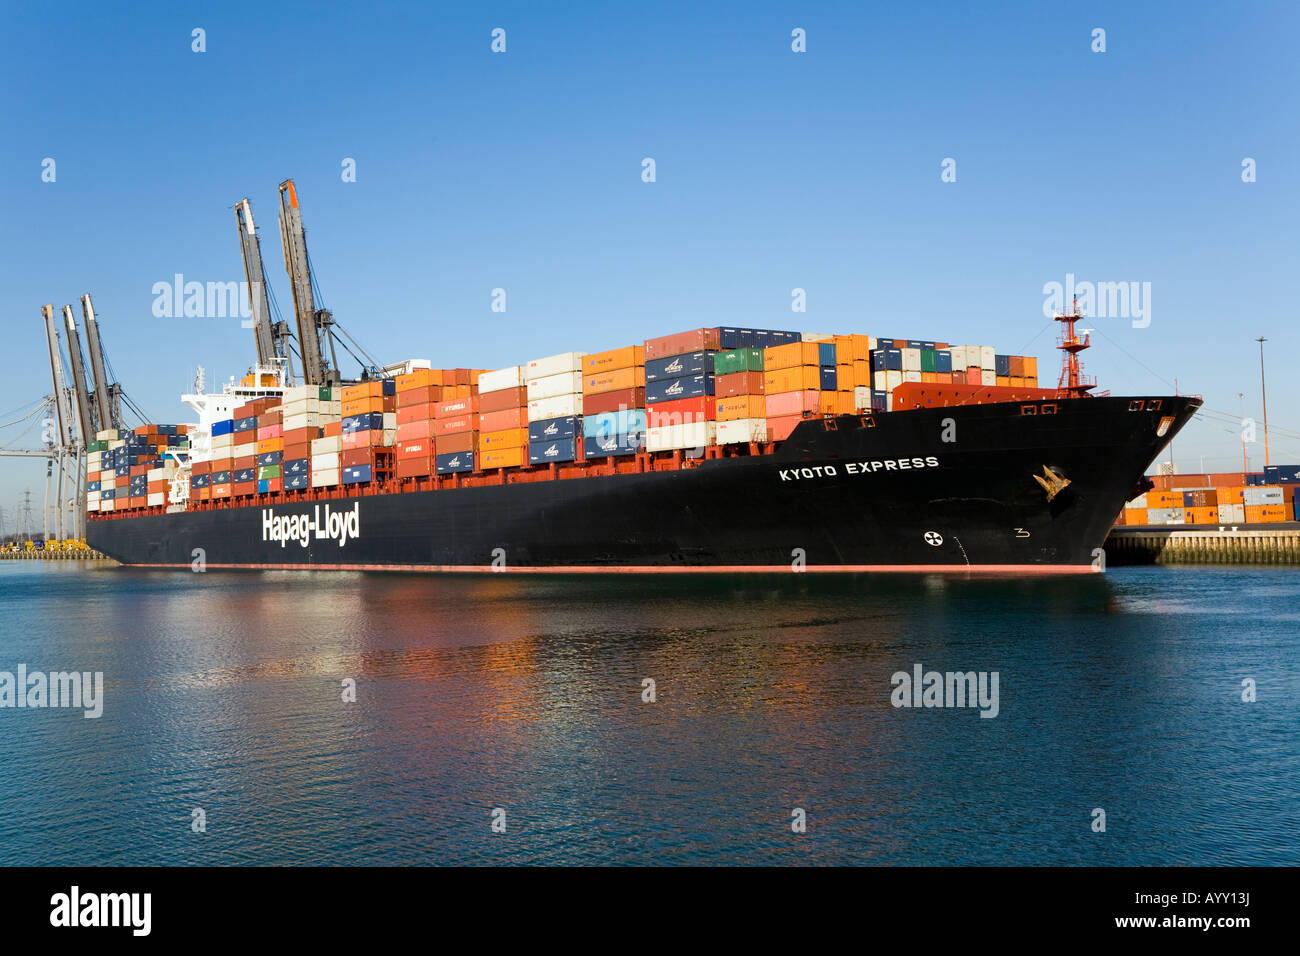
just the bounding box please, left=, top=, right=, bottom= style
left=1246, top=504, right=1288, bottom=523
left=482, top=447, right=525, bottom=469
left=341, top=430, right=389, bottom=450
left=1024, top=356, right=1038, bottom=378
left=715, top=371, right=765, bottom=397
left=764, top=342, right=822, bottom=370
left=1125, top=508, right=1149, bottom=525
left=395, top=419, right=436, bottom=442
left=396, top=368, right=445, bottom=391
left=323, top=421, right=342, bottom=438
left=396, top=439, right=435, bottom=459
left=479, top=407, right=525, bottom=432
left=584, top=346, right=644, bottom=374
left=479, top=387, right=528, bottom=413
left=583, top=366, right=645, bottom=395
left=397, top=385, right=443, bottom=408
left=256, top=438, right=283, bottom=455
left=1186, top=506, right=1218, bottom=525
left=436, top=397, right=478, bottom=419
left=716, top=396, right=765, bottom=420
left=764, top=366, right=821, bottom=393
left=438, top=431, right=476, bottom=454
left=435, top=414, right=475, bottom=435
left=343, top=396, right=386, bottom=417
left=479, top=426, right=528, bottom=450
left=1008, top=356, right=1025, bottom=377
left=851, top=361, right=873, bottom=388
left=396, top=403, right=434, bottom=425
left=341, top=381, right=385, bottom=401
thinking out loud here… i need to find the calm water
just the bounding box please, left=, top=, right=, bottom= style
left=0, top=561, right=1296, bottom=866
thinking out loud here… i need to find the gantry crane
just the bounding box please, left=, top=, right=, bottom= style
left=235, top=198, right=295, bottom=384
left=277, top=179, right=340, bottom=385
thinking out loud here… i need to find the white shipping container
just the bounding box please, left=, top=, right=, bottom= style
left=903, top=370, right=922, bottom=383
left=800, top=332, right=834, bottom=342
left=526, top=351, right=585, bottom=379
left=95, top=428, right=118, bottom=441
left=528, top=393, right=583, bottom=422
left=283, top=413, right=326, bottom=431
left=98, top=500, right=113, bottom=512
left=716, top=418, right=770, bottom=445
left=1245, top=486, right=1284, bottom=505
left=979, top=346, right=996, bottom=369
left=885, top=370, right=903, bottom=391
left=281, top=398, right=320, bottom=416
left=312, top=452, right=340, bottom=472
left=479, top=365, right=524, bottom=393
left=108, top=439, right=125, bottom=450
left=980, top=370, right=997, bottom=386
left=102, top=477, right=116, bottom=489
left=311, top=469, right=340, bottom=487
left=86, top=500, right=101, bottom=512
left=853, top=386, right=873, bottom=411
left=147, top=492, right=165, bottom=506
left=647, top=421, right=716, bottom=452
left=526, top=370, right=583, bottom=400
left=1131, top=492, right=1148, bottom=508
left=87, top=491, right=101, bottom=502
left=382, top=412, right=396, bottom=430
left=233, top=442, right=256, bottom=459
left=902, top=348, right=922, bottom=372
left=310, top=435, right=342, bottom=455
left=947, top=348, right=967, bottom=372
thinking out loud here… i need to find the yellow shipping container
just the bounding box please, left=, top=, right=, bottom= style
left=764, top=365, right=821, bottom=393
left=584, top=346, right=644, bottom=374
left=764, top=342, right=822, bottom=370
left=851, top=360, right=873, bottom=388
left=832, top=333, right=873, bottom=365
left=1024, top=356, right=1038, bottom=378
left=478, top=426, right=528, bottom=450
left=396, top=369, right=445, bottom=391
left=715, top=395, right=766, bottom=420
left=255, top=438, right=284, bottom=455
left=482, top=447, right=525, bottom=469
left=582, top=366, right=645, bottom=395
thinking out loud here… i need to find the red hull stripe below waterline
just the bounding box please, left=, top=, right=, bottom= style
left=124, top=562, right=1100, bottom=574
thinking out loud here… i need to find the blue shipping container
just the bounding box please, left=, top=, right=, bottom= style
left=646, top=351, right=714, bottom=382
left=995, top=355, right=1011, bottom=377
left=285, top=474, right=310, bottom=490
left=87, top=480, right=101, bottom=492
left=583, top=409, right=647, bottom=439
left=587, top=430, right=643, bottom=457
left=257, top=479, right=269, bottom=494
left=342, top=465, right=372, bottom=485
left=234, top=468, right=256, bottom=483
left=528, top=438, right=578, bottom=464
left=817, top=342, right=836, bottom=366
left=256, top=450, right=284, bottom=467
left=819, top=367, right=837, bottom=390
left=342, top=412, right=384, bottom=434
left=435, top=451, right=475, bottom=475
left=935, top=351, right=952, bottom=374
left=190, top=474, right=210, bottom=488
left=283, top=458, right=310, bottom=476
left=211, top=470, right=232, bottom=484
left=212, top=419, right=234, bottom=436
left=233, top=416, right=258, bottom=433
left=645, top=375, right=715, bottom=405
left=1264, top=465, right=1300, bottom=484
left=528, top=416, right=579, bottom=443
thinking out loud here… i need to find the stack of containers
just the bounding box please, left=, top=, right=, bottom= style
left=85, top=424, right=191, bottom=511
left=713, top=346, right=768, bottom=445
left=763, top=340, right=834, bottom=441
left=208, top=416, right=234, bottom=500
left=832, top=334, right=877, bottom=414
left=1121, top=470, right=1299, bottom=525
left=85, top=430, right=111, bottom=512
left=466, top=366, right=525, bottom=475
left=394, top=369, right=443, bottom=480
left=282, top=385, right=334, bottom=491
left=436, top=372, right=482, bottom=472
left=581, top=346, right=645, bottom=458
left=255, top=404, right=284, bottom=495
left=645, top=329, right=720, bottom=453
left=230, top=398, right=276, bottom=497
left=525, top=352, right=585, bottom=466
left=340, top=380, right=396, bottom=486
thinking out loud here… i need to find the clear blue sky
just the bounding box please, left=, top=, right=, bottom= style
left=1, top=0, right=1297, bottom=524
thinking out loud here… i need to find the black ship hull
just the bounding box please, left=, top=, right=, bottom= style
left=86, top=395, right=1200, bottom=573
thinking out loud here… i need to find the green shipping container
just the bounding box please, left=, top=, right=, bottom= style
left=920, top=349, right=936, bottom=373
left=318, top=387, right=333, bottom=401
left=714, top=347, right=765, bottom=376
left=87, top=440, right=106, bottom=452
left=258, top=465, right=282, bottom=480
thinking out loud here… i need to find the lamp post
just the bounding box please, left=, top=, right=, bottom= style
left=1257, top=337, right=1270, bottom=469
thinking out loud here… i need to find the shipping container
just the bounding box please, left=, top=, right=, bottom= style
left=713, top=348, right=764, bottom=376
left=435, top=451, right=475, bottom=474
left=528, top=438, right=578, bottom=464
left=646, top=351, right=714, bottom=382
left=526, top=352, right=585, bottom=379
left=716, top=418, right=771, bottom=445
left=583, top=409, right=647, bottom=439
left=583, top=346, right=644, bottom=373
left=714, top=371, right=765, bottom=397
left=646, top=421, right=716, bottom=453
left=644, top=328, right=721, bottom=360
left=645, top=375, right=715, bottom=405
left=764, top=389, right=820, bottom=417
left=586, top=430, right=643, bottom=457
left=483, top=447, right=525, bottom=469
left=528, top=416, right=579, bottom=443
left=582, top=367, right=644, bottom=394
left=647, top=396, right=713, bottom=427
left=478, top=366, right=524, bottom=393
left=529, top=393, right=583, bottom=421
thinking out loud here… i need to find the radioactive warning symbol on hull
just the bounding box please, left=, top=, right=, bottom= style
left=923, top=531, right=944, bottom=547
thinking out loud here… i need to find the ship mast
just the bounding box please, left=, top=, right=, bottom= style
left=1055, top=296, right=1096, bottom=398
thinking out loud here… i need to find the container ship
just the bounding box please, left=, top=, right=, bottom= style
left=79, top=183, right=1199, bottom=573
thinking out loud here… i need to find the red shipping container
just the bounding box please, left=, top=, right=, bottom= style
left=436, top=396, right=479, bottom=419
left=479, top=387, right=528, bottom=413
left=435, top=414, right=475, bottom=435
left=395, top=457, right=434, bottom=479
left=479, top=407, right=524, bottom=432
left=396, top=419, right=436, bottom=441
left=647, top=396, right=714, bottom=428
left=764, top=390, right=820, bottom=417
left=234, top=455, right=256, bottom=470
left=437, top=431, right=476, bottom=454
left=211, top=456, right=234, bottom=472
left=233, top=482, right=257, bottom=496
left=396, top=385, right=443, bottom=408
left=282, top=425, right=321, bottom=446
left=341, top=447, right=376, bottom=467
left=396, top=438, right=434, bottom=459
left=768, top=413, right=807, bottom=442
left=283, top=442, right=312, bottom=463
left=191, top=460, right=211, bottom=475
left=715, top=371, right=765, bottom=397
left=396, top=403, right=434, bottom=425
left=644, top=328, right=721, bottom=360
left=264, top=478, right=283, bottom=493
left=323, top=421, right=342, bottom=438
left=341, top=430, right=388, bottom=450
left=583, top=388, right=645, bottom=416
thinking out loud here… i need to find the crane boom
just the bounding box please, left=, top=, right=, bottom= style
left=61, top=304, right=96, bottom=442
left=277, top=179, right=335, bottom=385
left=80, top=294, right=113, bottom=433
left=235, top=198, right=295, bottom=382
left=41, top=306, right=73, bottom=448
